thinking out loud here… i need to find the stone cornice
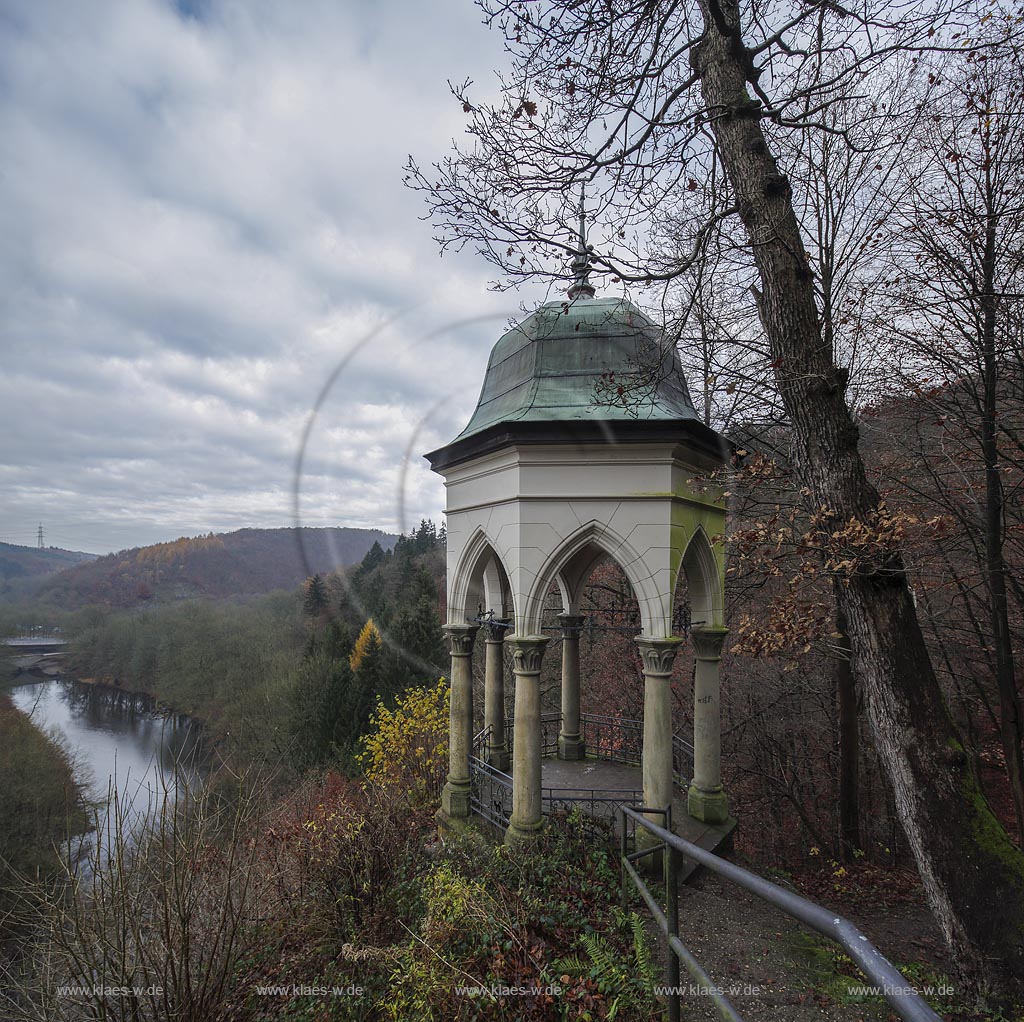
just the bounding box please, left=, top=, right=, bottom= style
left=443, top=491, right=726, bottom=517
left=426, top=418, right=728, bottom=474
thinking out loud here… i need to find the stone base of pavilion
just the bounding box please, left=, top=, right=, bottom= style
left=456, top=712, right=737, bottom=881
left=538, top=756, right=737, bottom=879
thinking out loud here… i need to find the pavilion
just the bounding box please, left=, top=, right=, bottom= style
left=425, top=227, right=734, bottom=849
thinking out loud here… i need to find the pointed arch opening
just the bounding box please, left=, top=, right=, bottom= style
left=678, top=525, right=725, bottom=629
left=450, top=528, right=515, bottom=626
left=522, top=521, right=658, bottom=635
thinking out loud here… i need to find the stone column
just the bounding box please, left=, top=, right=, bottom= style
left=438, top=623, right=479, bottom=828
left=688, top=625, right=729, bottom=824
left=557, top=614, right=586, bottom=761
left=636, top=636, right=685, bottom=824
left=504, top=634, right=549, bottom=845
left=484, top=618, right=510, bottom=771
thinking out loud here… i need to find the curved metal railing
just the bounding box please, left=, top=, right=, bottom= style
left=618, top=806, right=941, bottom=1022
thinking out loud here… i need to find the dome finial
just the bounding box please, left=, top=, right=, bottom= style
left=568, top=186, right=596, bottom=300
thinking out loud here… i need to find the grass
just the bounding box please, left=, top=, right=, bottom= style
left=787, top=930, right=1022, bottom=1022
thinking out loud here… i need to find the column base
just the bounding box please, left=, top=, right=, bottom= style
left=557, top=734, right=586, bottom=761
left=441, top=778, right=472, bottom=820
left=486, top=747, right=510, bottom=772
left=504, top=818, right=545, bottom=846
left=436, top=807, right=473, bottom=836
left=687, top=784, right=729, bottom=825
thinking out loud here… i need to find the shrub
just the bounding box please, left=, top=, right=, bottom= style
left=358, top=678, right=449, bottom=806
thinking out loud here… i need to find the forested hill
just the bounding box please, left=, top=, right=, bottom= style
left=0, top=542, right=96, bottom=598
left=32, top=527, right=397, bottom=609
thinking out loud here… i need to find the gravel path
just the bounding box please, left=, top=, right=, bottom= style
left=658, top=868, right=948, bottom=1022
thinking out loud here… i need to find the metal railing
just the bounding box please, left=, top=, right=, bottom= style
left=617, top=806, right=941, bottom=1022
left=468, top=755, right=514, bottom=831
left=672, top=733, right=694, bottom=788
left=471, top=724, right=643, bottom=834
left=581, top=711, right=643, bottom=766
left=471, top=714, right=696, bottom=834
left=503, top=713, right=562, bottom=757
left=542, top=784, right=642, bottom=828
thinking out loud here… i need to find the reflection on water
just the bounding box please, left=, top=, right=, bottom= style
left=9, top=678, right=205, bottom=863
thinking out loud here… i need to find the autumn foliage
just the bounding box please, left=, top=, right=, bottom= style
left=358, top=677, right=450, bottom=805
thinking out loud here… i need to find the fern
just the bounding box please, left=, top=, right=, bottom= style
left=631, top=913, right=657, bottom=989
left=550, top=953, right=588, bottom=975
left=580, top=931, right=627, bottom=994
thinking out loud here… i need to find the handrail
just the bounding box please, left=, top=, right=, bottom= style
left=617, top=807, right=941, bottom=1022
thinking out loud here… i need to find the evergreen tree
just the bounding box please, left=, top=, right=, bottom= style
left=288, top=652, right=355, bottom=769
left=388, top=566, right=446, bottom=678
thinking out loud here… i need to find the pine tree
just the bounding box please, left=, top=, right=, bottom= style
left=302, top=574, right=329, bottom=620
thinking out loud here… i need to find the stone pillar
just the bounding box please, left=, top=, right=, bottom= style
left=636, top=636, right=685, bottom=824
left=557, top=614, right=586, bottom=761
left=484, top=618, right=510, bottom=771
left=688, top=625, right=729, bottom=824
left=438, top=623, right=479, bottom=828
left=504, top=635, right=549, bottom=845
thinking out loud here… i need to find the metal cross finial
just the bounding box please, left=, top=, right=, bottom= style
left=567, top=186, right=596, bottom=300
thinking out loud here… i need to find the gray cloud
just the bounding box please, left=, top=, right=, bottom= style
left=0, top=0, right=529, bottom=554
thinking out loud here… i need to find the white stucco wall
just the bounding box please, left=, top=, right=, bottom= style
left=440, top=442, right=726, bottom=638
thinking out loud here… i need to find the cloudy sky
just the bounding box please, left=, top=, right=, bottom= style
left=0, top=0, right=534, bottom=555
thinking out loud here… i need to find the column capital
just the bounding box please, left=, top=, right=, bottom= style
left=691, top=625, right=729, bottom=661
left=442, top=622, right=479, bottom=657
left=485, top=617, right=511, bottom=642
left=505, top=634, right=549, bottom=674
left=635, top=635, right=685, bottom=676
left=556, top=614, right=586, bottom=638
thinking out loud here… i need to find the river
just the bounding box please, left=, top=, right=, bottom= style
left=9, top=677, right=204, bottom=863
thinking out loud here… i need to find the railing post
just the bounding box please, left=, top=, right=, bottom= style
left=619, top=806, right=629, bottom=910
left=666, top=841, right=681, bottom=1022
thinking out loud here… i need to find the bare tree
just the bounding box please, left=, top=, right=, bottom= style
left=408, top=0, right=1024, bottom=999
left=876, top=44, right=1024, bottom=842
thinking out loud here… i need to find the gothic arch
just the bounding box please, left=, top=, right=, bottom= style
left=522, top=521, right=660, bottom=635
left=450, top=527, right=515, bottom=625
left=678, top=525, right=724, bottom=628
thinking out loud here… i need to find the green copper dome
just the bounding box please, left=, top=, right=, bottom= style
left=451, top=296, right=699, bottom=444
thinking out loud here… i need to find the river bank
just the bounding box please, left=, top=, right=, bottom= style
left=6, top=657, right=194, bottom=720
left=0, top=690, right=89, bottom=931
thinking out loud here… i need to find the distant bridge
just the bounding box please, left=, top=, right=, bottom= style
left=3, top=635, right=68, bottom=654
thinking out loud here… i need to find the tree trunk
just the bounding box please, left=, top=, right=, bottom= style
left=981, top=210, right=1024, bottom=847
left=835, top=602, right=861, bottom=862
left=695, top=0, right=1024, bottom=999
